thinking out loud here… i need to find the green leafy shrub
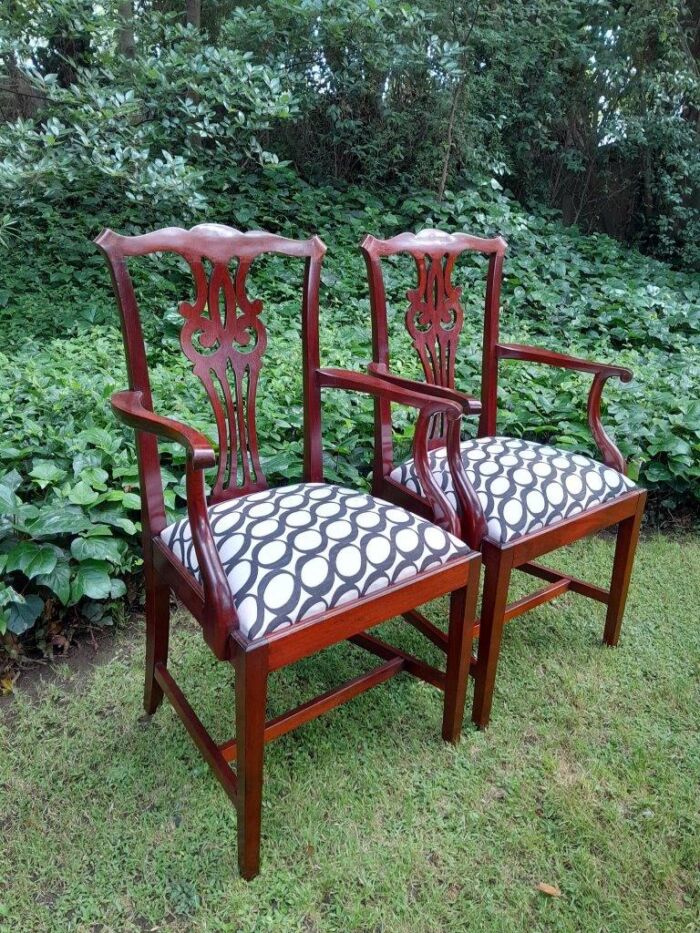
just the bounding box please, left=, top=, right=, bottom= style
left=0, top=2, right=700, bottom=648
left=1, top=175, right=698, bottom=643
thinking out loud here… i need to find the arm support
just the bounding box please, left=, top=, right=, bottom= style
left=111, top=390, right=237, bottom=656
left=497, top=343, right=632, bottom=381
left=318, top=368, right=486, bottom=542
left=111, top=390, right=217, bottom=469
left=496, top=343, right=632, bottom=472
left=367, top=363, right=482, bottom=416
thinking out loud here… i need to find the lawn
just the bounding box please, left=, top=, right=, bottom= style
left=1, top=532, right=699, bottom=932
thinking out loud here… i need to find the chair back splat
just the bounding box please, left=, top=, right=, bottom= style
left=361, top=228, right=507, bottom=447
left=96, top=224, right=326, bottom=519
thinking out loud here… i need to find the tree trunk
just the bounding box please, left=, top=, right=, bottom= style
left=437, top=79, right=464, bottom=201
left=118, top=1, right=136, bottom=59
left=186, top=0, right=201, bottom=28
left=679, top=0, right=700, bottom=212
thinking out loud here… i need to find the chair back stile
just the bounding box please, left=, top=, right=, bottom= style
left=95, top=225, right=327, bottom=541
left=480, top=250, right=505, bottom=437
left=361, top=229, right=507, bottom=475
left=96, top=239, right=167, bottom=542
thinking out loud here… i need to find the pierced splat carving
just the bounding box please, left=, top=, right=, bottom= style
left=361, top=228, right=507, bottom=453
left=405, top=252, right=464, bottom=390
left=96, top=223, right=326, bottom=511
left=179, top=256, right=267, bottom=497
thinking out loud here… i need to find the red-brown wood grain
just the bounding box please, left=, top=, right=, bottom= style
left=96, top=222, right=482, bottom=880
left=497, top=342, right=632, bottom=472
left=361, top=226, right=647, bottom=729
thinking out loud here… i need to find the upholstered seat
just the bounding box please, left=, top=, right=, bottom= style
left=161, top=482, right=470, bottom=640
left=390, top=436, right=637, bottom=544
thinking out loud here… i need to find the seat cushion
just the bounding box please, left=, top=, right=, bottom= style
left=160, top=482, right=470, bottom=640
left=390, top=436, right=636, bottom=544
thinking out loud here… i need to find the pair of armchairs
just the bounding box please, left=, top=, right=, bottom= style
left=96, top=223, right=645, bottom=879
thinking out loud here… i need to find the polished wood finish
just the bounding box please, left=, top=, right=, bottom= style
left=603, top=500, right=645, bottom=646
left=471, top=542, right=513, bottom=729
left=497, top=343, right=632, bottom=472
left=219, top=657, right=404, bottom=763
left=234, top=642, right=268, bottom=880
left=501, top=577, right=570, bottom=623
left=143, top=571, right=170, bottom=714
left=154, top=662, right=239, bottom=804
left=519, top=561, right=609, bottom=603
left=349, top=632, right=447, bottom=689
left=362, top=226, right=647, bottom=728
left=97, top=223, right=481, bottom=878
left=318, top=367, right=464, bottom=535
left=403, top=608, right=449, bottom=651
left=443, top=579, right=479, bottom=741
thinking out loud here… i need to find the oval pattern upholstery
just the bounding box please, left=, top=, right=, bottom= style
left=160, top=482, right=471, bottom=640
left=390, top=436, right=637, bottom=544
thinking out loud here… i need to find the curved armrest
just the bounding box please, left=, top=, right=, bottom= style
left=318, top=367, right=476, bottom=538
left=111, top=390, right=217, bottom=469
left=318, top=368, right=463, bottom=419
left=367, top=363, right=482, bottom=416
left=111, top=390, right=236, bottom=655
left=363, top=366, right=488, bottom=547
left=497, top=343, right=632, bottom=381
left=496, top=343, right=632, bottom=473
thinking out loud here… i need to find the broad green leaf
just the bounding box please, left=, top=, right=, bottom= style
left=29, top=460, right=67, bottom=488
left=77, top=428, right=121, bottom=453
left=9, top=502, right=39, bottom=528
left=0, top=469, right=22, bottom=492
left=84, top=524, right=113, bottom=537
left=118, top=492, right=142, bottom=510
left=36, top=559, right=71, bottom=605
left=28, top=507, right=91, bottom=537
left=68, top=481, right=100, bottom=506
left=5, top=541, right=58, bottom=578
left=0, top=484, right=17, bottom=512
left=70, top=559, right=112, bottom=602
left=110, top=578, right=127, bottom=598
left=72, top=451, right=103, bottom=475
left=90, top=509, right=138, bottom=536
left=7, top=595, right=44, bottom=635
left=79, top=467, right=109, bottom=489
left=71, top=535, right=123, bottom=563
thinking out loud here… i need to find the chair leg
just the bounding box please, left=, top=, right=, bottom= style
left=234, top=645, right=268, bottom=881
left=603, top=493, right=646, bottom=647
left=144, top=573, right=170, bottom=715
left=442, top=564, right=480, bottom=743
left=471, top=545, right=513, bottom=730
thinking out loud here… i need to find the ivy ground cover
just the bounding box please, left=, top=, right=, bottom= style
left=1, top=176, right=698, bottom=646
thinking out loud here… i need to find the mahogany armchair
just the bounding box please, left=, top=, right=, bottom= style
left=361, top=229, right=647, bottom=729
left=95, top=223, right=481, bottom=879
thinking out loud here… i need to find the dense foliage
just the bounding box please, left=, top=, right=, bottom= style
left=0, top=2, right=698, bottom=646
left=3, top=0, right=699, bottom=267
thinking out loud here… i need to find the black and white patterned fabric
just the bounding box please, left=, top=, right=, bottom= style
left=160, top=482, right=470, bottom=640
left=390, top=436, right=637, bottom=544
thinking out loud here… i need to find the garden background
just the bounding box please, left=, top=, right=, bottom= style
left=1, top=0, right=698, bottom=651
left=0, top=3, right=699, bottom=928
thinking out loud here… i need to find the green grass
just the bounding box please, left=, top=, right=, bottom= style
left=1, top=533, right=699, bottom=932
